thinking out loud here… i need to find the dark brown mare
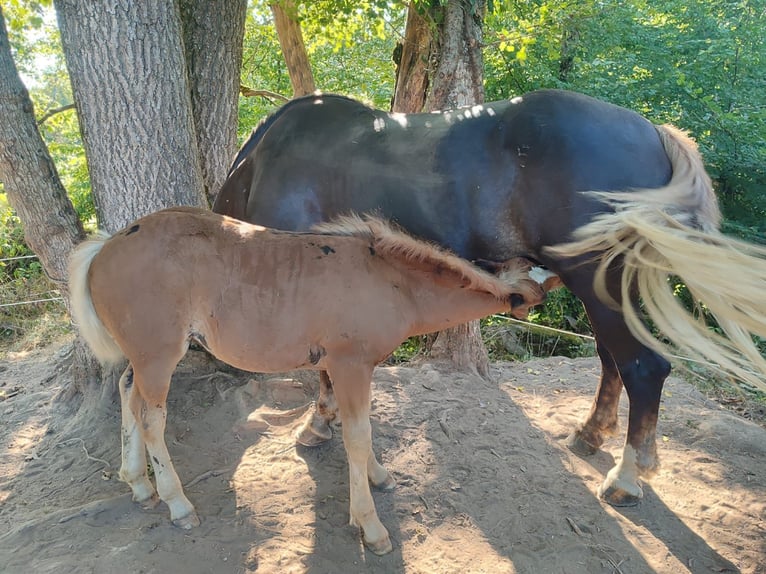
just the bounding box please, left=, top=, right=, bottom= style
left=68, top=207, right=553, bottom=554
left=213, top=89, right=766, bottom=508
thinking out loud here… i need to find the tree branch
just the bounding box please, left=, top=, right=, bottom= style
left=239, top=85, right=289, bottom=104
left=36, top=103, right=76, bottom=125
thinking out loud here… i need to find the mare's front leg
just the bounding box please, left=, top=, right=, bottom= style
left=296, top=370, right=339, bottom=446
left=328, top=360, right=393, bottom=555
left=566, top=340, right=622, bottom=455
left=565, top=276, right=670, bottom=506
left=131, top=364, right=199, bottom=529
left=118, top=364, right=158, bottom=508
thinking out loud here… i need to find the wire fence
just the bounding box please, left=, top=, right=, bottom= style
left=0, top=254, right=65, bottom=309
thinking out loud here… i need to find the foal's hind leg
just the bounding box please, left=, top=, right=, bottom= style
left=130, top=362, right=199, bottom=529
left=296, top=370, right=339, bottom=446
left=118, top=365, right=158, bottom=508
left=566, top=341, right=622, bottom=455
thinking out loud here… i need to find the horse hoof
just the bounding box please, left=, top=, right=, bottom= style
left=172, top=512, right=201, bottom=530
left=137, top=493, right=160, bottom=510
left=364, top=533, right=393, bottom=556
left=598, top=483, right=642, bottom=507
left=372, top=472, right=396, bottom=491
left=296, top=414, right=333, bottom=447
left=565, top=431, right=599, bottom=456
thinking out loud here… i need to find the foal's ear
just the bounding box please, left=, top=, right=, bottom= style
left=473, top=259, right=503, bottom=274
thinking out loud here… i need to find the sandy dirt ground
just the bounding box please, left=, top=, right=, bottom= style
left=0, top=339, right=764, bottom=574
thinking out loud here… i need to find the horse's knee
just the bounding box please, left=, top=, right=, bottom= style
left=620, top=348, right=670, bottom=392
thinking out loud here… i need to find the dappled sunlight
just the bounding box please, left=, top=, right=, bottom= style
left=373, top=113, right=410, bottom=132
left=495, top=359, right=764, bottom=573
left=388, top=112, right=409, bottom=128
left=400, top=521, right=517, bottom=573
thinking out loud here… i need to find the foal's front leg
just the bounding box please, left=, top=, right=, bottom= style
left=328, top=361, right=393, bottom=555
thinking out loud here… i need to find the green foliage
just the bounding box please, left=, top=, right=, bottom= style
left=0, top=197, right=35, bottom=277
left=484, top=0, right=766, bottom=232
left=2, top=0, right=53, bottom=76
left=240, top=1, right=403, bottom=132
left=0, top=195, right=64, bottom=346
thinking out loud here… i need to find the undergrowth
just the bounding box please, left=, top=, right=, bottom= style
left=0, top=200, right=70, bottom=354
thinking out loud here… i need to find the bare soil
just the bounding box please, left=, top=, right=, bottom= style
left=1, top=339, right=764, bottom=574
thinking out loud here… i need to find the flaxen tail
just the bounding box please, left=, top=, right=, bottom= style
left=548, top=124, right=766, bottom=391
left=68, top=232, right=125, bottom=364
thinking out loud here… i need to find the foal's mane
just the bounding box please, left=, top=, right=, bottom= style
left=314, top=215, right=514, bottom=299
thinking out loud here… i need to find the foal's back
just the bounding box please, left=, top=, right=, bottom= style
left=87, top=208, right=514, bottom=375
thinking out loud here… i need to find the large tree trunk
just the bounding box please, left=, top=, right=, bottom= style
left=392, top=2, right=431, bottom=113
left=425, top=0, right=485, bottom=111
left=179, top=0, right=247, bottom=204
left=55, top=0, right=207, bottom=233
left=395, top=0, right=489, bottom=376
left=271, top=1, right=315, bottom=97
left=54, top=0, right=212, bottom=398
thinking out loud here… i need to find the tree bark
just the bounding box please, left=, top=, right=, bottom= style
left=392, top=2, right=431, bottom=113
left=179, top=0, right=247, bottom=204
left=0, top=6, right=85, bottom=305
left=271, top=0, right=316, bottom=97
left=55, top=0, right=207, bottom=233
left=426, top=0, right=485, bottom=111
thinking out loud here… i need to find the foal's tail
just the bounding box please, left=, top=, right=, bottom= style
left=68, top=233, right=125, bottom=364
left=548, top=124, right=766, bottom=391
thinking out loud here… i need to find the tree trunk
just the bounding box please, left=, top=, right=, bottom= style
left=0, top=6, right=85, bottom=305
left=55, top=0, right=207, bottom=233
left=270, top=1, right=316, bottom=97
left=392, top=2, right=431, bottom=113
left=425, top=0, right=485, bottom=111
left=179, top=0, right=247, bottom=204
left=415, top=0, right=489, bottom=376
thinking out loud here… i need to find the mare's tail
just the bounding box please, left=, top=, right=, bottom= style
left=68, top=232, right=125, bottom=364
left=548, top=124, right=766, bottom=391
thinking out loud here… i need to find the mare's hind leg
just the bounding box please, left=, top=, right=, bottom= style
left=564, top=274, right=670, bottom=506
left=327, top=360, right=392, bottom=555
left=130, top=362, right=199, bottom=529
left=118, top=364, right=158, bottom=508
left=566, top=341, right=622, bottom=455
left=296, top=370, right=339, bottom=446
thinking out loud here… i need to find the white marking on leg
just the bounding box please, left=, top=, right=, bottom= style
left=139, top=400, right=198, bottom=528
left=598, top=443, right=643, bottom=500
left=118, top=367, right=155, bottom=504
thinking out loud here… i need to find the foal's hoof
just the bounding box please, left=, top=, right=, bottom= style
left=565, top=431, right=599, bottom=456
left=364, top=533, right=393, bottom=556
left=172, top=511, right=201, bottom=530
left=296, top=413, right=333, bottom=447
left=372, top=472, right=396, bottom=491
left=136, top=493, right=161, bottom=511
